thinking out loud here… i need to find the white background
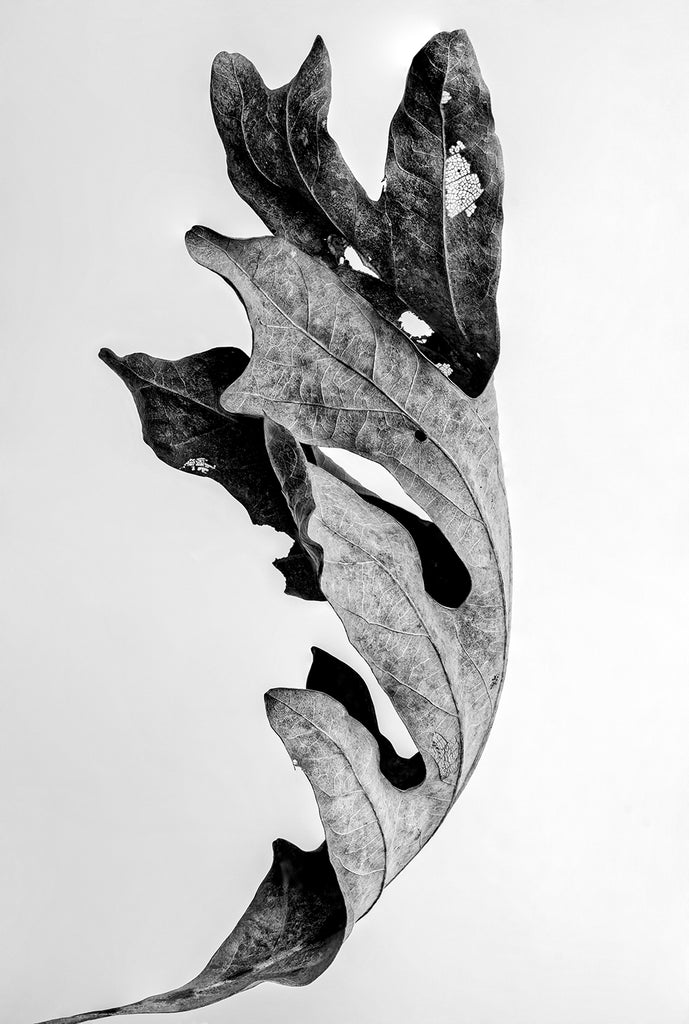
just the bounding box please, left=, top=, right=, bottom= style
left=2, top=1, right=688, bottom=1022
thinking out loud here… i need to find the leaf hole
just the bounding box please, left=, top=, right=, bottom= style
left=317, top=448, right=471, bottom=609
left=344, top=245, right=380, bottom=279
left=398, top=310, right=433, bottom=340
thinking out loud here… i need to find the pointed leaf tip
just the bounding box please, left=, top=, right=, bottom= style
left=309, top=34, right=329, bottom=58
left=99, top=347, right=132, bottom=385
left=98, top=346, right=121, bottom=367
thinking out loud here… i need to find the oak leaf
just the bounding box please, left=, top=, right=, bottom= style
left=34, top=28, right=509, bottom=1024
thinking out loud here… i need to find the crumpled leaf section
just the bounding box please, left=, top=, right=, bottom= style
left=266, top=422, right=499, bottom=928
left=187, top=227, right=510, bottom=660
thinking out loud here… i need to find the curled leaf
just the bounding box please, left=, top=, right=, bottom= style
left=37, top=28, right=510, bottom=1023
left=186, top=227, right=510, bottom=664
left=306, top=646, right=426, bottom=791
left=266, top=421, right=503, bottom=927
left=35, top=841, right=345, bottom=1024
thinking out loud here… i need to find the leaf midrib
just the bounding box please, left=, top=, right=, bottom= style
left=268, top=692, right=387, bottom=917
left=316, top=511, right=464, bottom=800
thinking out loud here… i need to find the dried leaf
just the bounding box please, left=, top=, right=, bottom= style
left=376, top=31, right=503, bottom=394
left=36, top=29, right=510, bottom=1023
left=264, top=414, right=506, bottom=925
left=211, top=30, right=502, bottom=394
left=35, top=841, right=345, bottom=1024
left=100, top=347, right=468, bottom=607
left=306, top=646, right=425, bottom=791
left=99, top=346, right=323, bottom=600
left=187, top=227, right=510, bottom=633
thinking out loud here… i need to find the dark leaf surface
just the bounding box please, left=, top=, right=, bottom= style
left=99, top=346, right=324, bottom=600
left=211, top=30, right=502, bottom=395
left=35, top=841, right=345, bottom=1024
left=211, top=40, right=342, bottom=262
left=377, top=31, right=503, bottom=394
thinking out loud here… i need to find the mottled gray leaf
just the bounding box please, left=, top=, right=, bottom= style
left=306, top=646, right=425, bottom=791
left=265, top=421, right=506, bottom=926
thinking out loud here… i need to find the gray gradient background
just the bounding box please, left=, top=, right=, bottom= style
left=2, top=1, right=688, bottom=1022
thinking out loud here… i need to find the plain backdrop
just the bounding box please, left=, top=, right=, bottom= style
left=2, top=1, right=688, bottom=1022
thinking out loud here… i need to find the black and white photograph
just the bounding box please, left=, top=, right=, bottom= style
left=2, top=1, right=688, bottom=1022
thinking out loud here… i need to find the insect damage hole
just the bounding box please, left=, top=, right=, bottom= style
left=344, top=245, right=380, bottom=278
left=398, top=310, right=433, bottom=341
left=444, top=139, right=483, bottom=218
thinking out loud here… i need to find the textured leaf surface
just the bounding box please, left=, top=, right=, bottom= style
left=183, top=223, right=511, bottom=932
left=265, top=422, right=505, bottom=926
left=100, top=348, right=453, bottom=604
left=306, top=646, right=426, bottom=791
left=35, top=841, right=345, bottom=1024
left=312, top=447, right=472, bottom=608
left=187, top=227, right=510, bottom=627
left=211, top=30, right=502, bottom=394
left=36, top=29, right=510, bottom=1023
left=376, top=31, right=503, bottom=393
left=99, top=346, right=323, bottom=600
